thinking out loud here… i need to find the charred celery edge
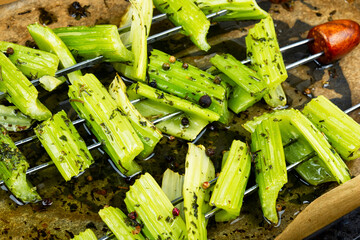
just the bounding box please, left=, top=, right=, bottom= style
left=244, top=109, right=351, bottom=184
left=0, top=41, right=59, bottom=79
left=183, top=143, right=215, bottom=239
left=0, top=51, right=52, bottom=121
left=68, top=73, right=143, bottom=176
left=149, top=49, right=229, bottom=124
left=128, top=82, right=220, bottom=122
left=0, top=105, right=34, bottom=132
left=125, top=172, right=187, bottom=239
left=210, top=140, right=251, bottom=220
left=153, top=0, right=211, bottom=51
left=302, top=95, right=360, bottom=160
left=109, top=75, right=162, bottom=159
left=34, top=110, right=94, bottom=181
left=71, top=229, right=97, bottom=240
left=27, top=23, right=82, bottom=84
left=98, top=206, right=145, bottom=240
left=251, top=118, right=287, bottom=224
left=54, top=25, right=133, bottom=63
left=0, top=125, right=41, bottom=203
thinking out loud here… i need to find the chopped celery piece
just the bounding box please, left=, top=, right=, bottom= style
left=109, top=75, right=162, bottom=159
left=210, top=140, right=251, bottom=221
left=125, top=173, right=187, bottom=239
left=162, top=169, right=185, bottom=219
left=39, top=75, right=65, bottom=92
left=127, top=90, right=208, bottom=140
left=114, top=0, right=153, bottom=81
left=183, top=143, right=215, bottom=239
left=302, top=95, right=360, bottom=160
left=244, top=109, right=351, bottom=184
left=0, top=52, right=52, bottom=121
left=251, top=118, right=287, bottom=224
left=0, top=105, right=34, bottom=132
left=68, top=74, right=143, bottom=176
left=193, top=0, right=268, bottom=21
left=34, top=110, right=94, bottom=181
left=0, top=126, right=41, bottom=203
left=99, top=206, right=146, bottom=240
left=0, top=41, right=59, bottom=79
left=148, top=49, right=230, bottom=124
left=71, top=229, right=97, bottom=240
left=54, top=25, right=133, bottom=62
left=27, top=23, right=82, bottom=84
left=128, top=82, right=220, bottom=122
left=246, top=15, right=287, bottom=107
left=153, top=0, right=211, bottom=51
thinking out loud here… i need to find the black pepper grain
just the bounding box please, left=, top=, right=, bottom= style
left=199, top=95, right=212, bottom=108
left=162, top=62, right=170, bottom=70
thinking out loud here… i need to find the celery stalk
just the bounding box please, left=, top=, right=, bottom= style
left=0, top=105, right=34, bottom=132
left=183, top=143, right=215, bottom=239
left=0, top=52, right=52, bottom=121
left=210, top=140, right=251, bottom=221
left=68, top=74, right=143, bottom=176
left=127, top=90, right=208, bottom=140
left=0, top=126, right=41, bottom=203
left=39, top=75, right=66, bottom=92
left=251, top=118, right=287, bottom=224
left=98, top=206, right=146, bottom=240
left=193, top=0, right=268, bottom=21
left=71, top=229, right=97, bottom=240
left=54, top=25, right=133, bottom=62
left=162, top=169, right=185, bottom=220
left=125, top=173, right=187, bottom=239
left=109, top=75, right=162, bottom=159
left=128, top=82, right=220, bottom=122
left=114, top=0, right=152, bottom=81
left=153, top=0, right=211, bottom=51
left=149, top=49, right=230, bottom=123
left=34, top=110, right=94, bottom=181
left=27, top=23, right=82, bottom=84
left=0, top=41, right=59, bottom=79
left=302, top=95, right=360, bottom=160
left=246, top=15, right=288, bottom=107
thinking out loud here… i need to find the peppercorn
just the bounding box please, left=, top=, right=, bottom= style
left=205, top=148, right=215, bottom=157
left=6, top=47, right=14, bottom=55
left=169, top=56, right=176, bottom=63
left=149, top=81, right=157, bottom=88
left=128, top=211, right=138, bottom=220
left=199, top=95, right=212, bottom=108
left=172, top=207, right=180, bottom=217
left=181, top=117, right=189, bottom=126
left=213, top=76, right=222, bottom=84
left=162, top=62, right=170, bottom=70
left=182, top=62, right=189, bottom=69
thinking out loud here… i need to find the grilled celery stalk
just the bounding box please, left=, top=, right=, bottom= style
left=302, top=95, right=360, bottom=160
left=0, top=52, right=51, bottom=121
left=148, top=49, right=230, bottom=123
left=125, top=173, right=187, bottom=239
left=68, top=74, right=143, bottom=176
left=162, top=169, right=185, bottom=219
left=183, top=143, right=215, bottom=239
left=114, top=0, right=152, bottom=81
left=27, top=23, right=82, bottom=84
left=0, top=126, right=41, bottom=203
left=99, top=206, right=146, bottom=240
left=0, top=105, right=34, bottom=132
left=109, top=75, right=162, bottom=159
left=71, top=229, right=97, bottom=240
left=210, top=54, right=266, bottom=113
left=128, top=82, right=220, bottom=122
left=39, top=75, right=66, bottom=92
left=0, top=41, right=59, bottom=79
left=153, top=0, right=211, bottom=51
left=127, top=91, right=209, bottom=141
left=251, top=118, right=287, bottom=224
left=54, top=25, right=133, bottom=62
left=244, top=109, right=351, bottom=184
left=210, top=140, right=251, bottom=221
left=193, top=0, right=268, bottom=21
left=34, top=110, right=94, bottom=181
left=246, top=15, right=287, bottom=107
